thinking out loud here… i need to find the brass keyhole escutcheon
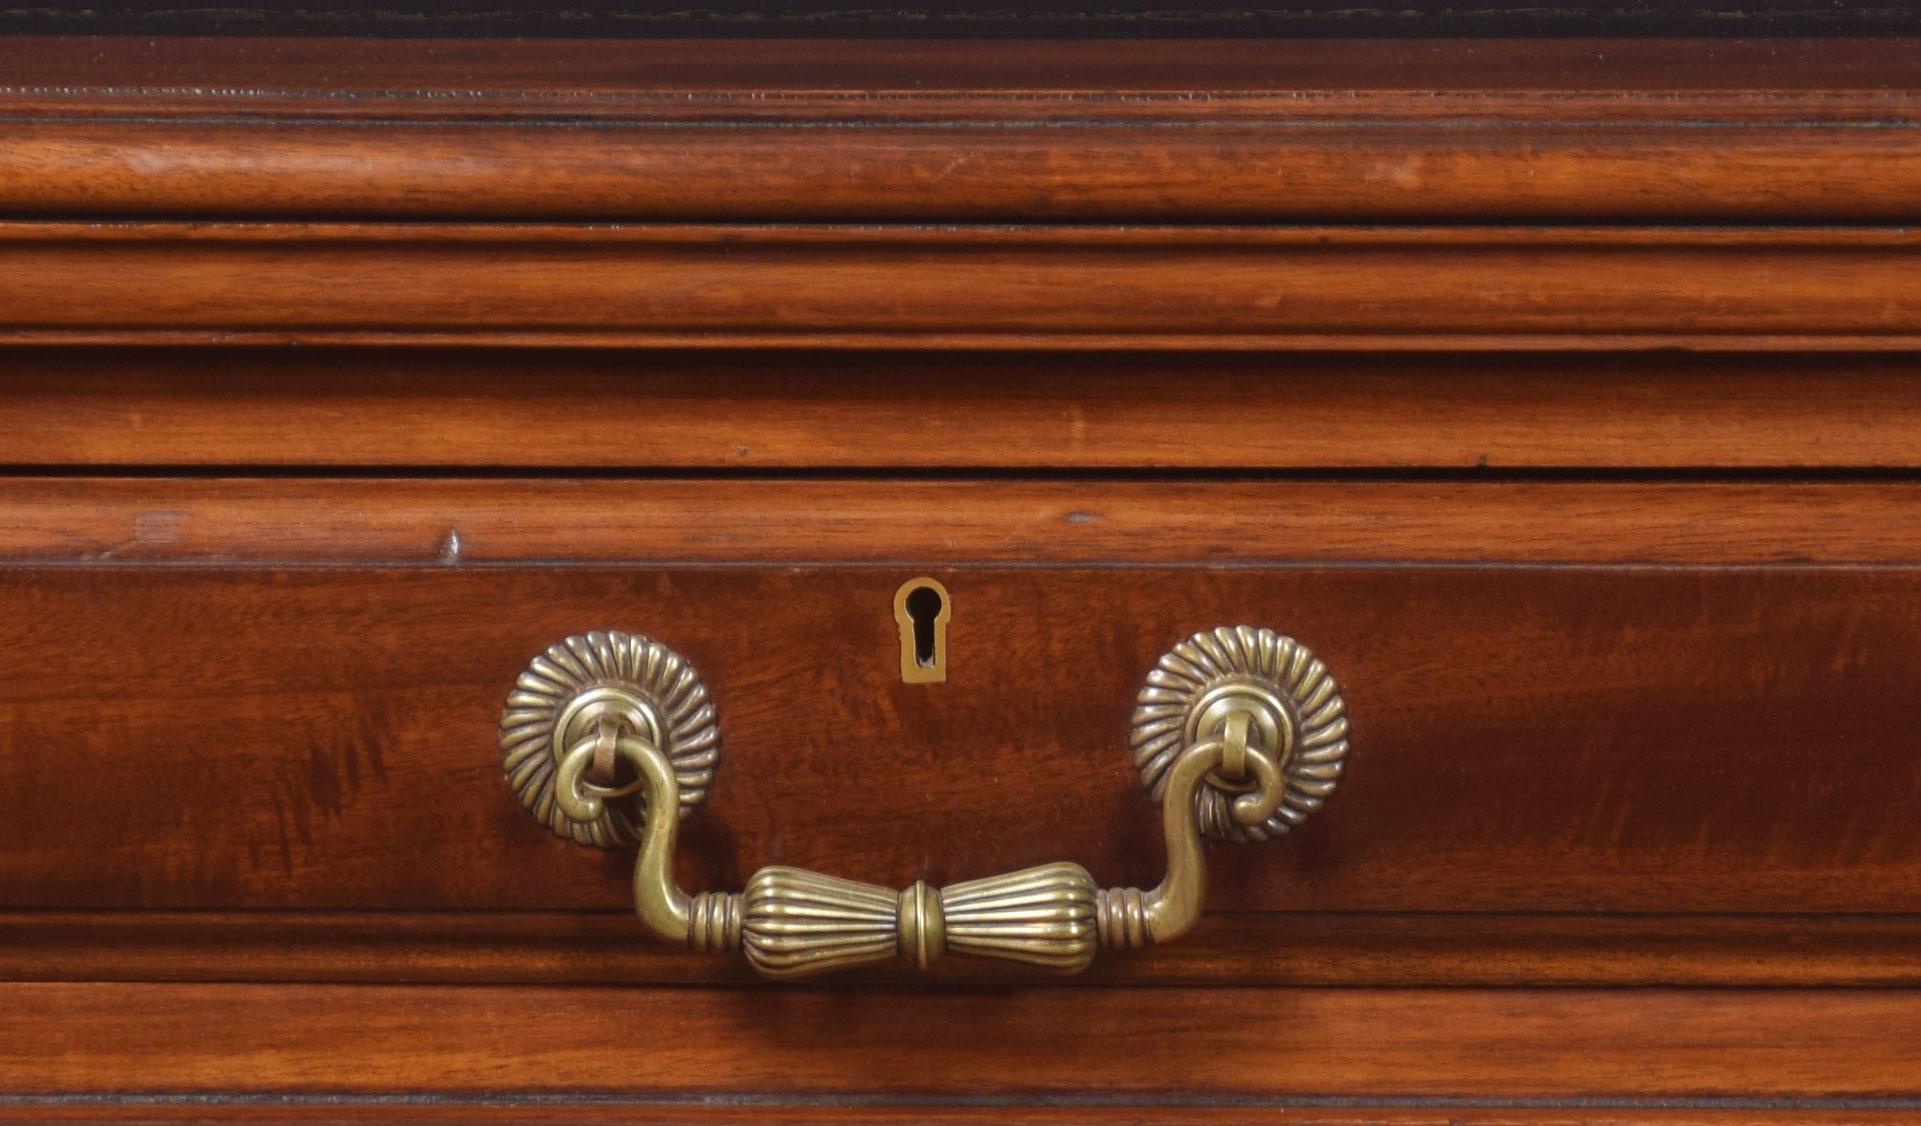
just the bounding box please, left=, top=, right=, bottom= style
left=893, top=577, right=950, bottom=684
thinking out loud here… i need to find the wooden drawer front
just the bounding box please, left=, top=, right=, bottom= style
left=5, top=562, right=1920, bottom=917
left=1, top=478, right=1917, bottom=990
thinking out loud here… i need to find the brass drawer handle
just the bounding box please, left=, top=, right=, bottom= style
left=500, top=626, right=1348, bottom=978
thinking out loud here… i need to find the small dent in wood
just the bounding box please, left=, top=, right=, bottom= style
left=133, top=511, right=182, bottom=545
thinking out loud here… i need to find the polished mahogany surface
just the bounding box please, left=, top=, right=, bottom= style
left=5, top=27, right=1921, bottom=1125
left=5, top=551, right=1920, bottom=918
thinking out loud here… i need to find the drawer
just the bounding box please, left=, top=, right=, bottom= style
left=4, top=477, right=1918, bottom=989
left=11, top=29, right=1921, bottom=1119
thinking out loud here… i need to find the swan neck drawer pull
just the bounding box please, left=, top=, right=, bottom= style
left=499, top=626, right=1349, bottom=978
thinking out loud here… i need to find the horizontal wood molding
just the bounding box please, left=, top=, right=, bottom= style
left=9, top=983, right=1921, bottom=1098
left=3, top=478, right=1919, bottom=565
left=5, top=911, right=1921, bottom=988
left=11, top=350, right=1921, bottom=470
left=15, top=38, right=1921, bottom=108
left=5, top=1109, right=1919, bottom=1126
left=5, top=224, right=1921, bottom=349
left=13, top=117, right=1921, bottom=227
left=8, top=5, right=1921, bottom=38
left=3, top=39, right=1921, bottom=223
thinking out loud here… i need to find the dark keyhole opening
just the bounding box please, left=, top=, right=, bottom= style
left=904, top=584, right=943, bottom=666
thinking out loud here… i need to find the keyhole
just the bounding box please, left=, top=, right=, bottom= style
left=906, top=586, right=941, bottom=665
left=893, top=577, right=950, bottom=684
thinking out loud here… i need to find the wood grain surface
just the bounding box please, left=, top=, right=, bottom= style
left=7, top=4, right=1920, bottom=37
left=5, top=224, right=1921, bottom=349
left=5, top=23, right=1919, bottom=1113
left=11, top=350, right=1921, bottom=470
left=3, top=481, right=1918, bottom=981
left=4, top=478, right=1920, bottom=565
left=2, top=39, right=1920, bottom=223
left=3, top=561, right=1920, bottom=917
left=7, top=910, right=1921, bottom=988
left=14, top=37, right=1921, bottom=104
left=7, top=984, right=1921, bottom=1099
left=6, top=1109, right=1920, bottom=1126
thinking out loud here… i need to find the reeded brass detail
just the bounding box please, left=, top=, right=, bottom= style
left=1132, top=626, right=1349, bottom=842
left=942, top=861, right=1098, bottom=972
left=744, top=867, right=901, bottom=977
left=501, top=625, right=1346, bottom=978
left=893, top=577, right=950, bottom=684
left=499, top=631, right=718, bottom=848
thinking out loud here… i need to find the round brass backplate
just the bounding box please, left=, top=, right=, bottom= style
left=1130, top=626, right=1350, bottom=842
left=499, top=631, right=718, bottom=849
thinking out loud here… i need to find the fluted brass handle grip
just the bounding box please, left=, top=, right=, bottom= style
left=500, top=627, right=1348, bottom=978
